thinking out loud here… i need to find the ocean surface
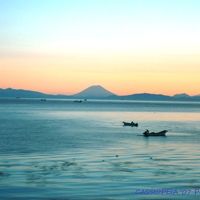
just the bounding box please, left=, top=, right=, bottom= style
left=0, top=99, right=200, bottom=200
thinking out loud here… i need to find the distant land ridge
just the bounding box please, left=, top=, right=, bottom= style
left=0, top=86, right=200, bottom=101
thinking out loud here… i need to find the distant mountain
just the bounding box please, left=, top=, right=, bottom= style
left=0, top=88, right=48, bottom=98
left=173, top=93, right=190, bottom=98
left=73, top=85, right=116, bottom=98
left=0, top=88, right=69, bottom=99
left=0, top=86, right=199, bottom=101
left=116, top=93, right=172, bottom=101
left=173, top=93, right=191, bottom=99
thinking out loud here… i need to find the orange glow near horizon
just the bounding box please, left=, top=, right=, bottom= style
left=0, top=53, right=200, bottom=96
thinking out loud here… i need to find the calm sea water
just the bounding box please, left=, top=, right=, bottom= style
left=0, top=99, right=200, bottom=200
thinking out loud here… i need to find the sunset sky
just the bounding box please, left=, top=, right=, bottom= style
left=0, top=0, right=200, bottom=95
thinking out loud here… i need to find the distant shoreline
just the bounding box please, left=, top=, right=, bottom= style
left=0, top=97, right=200, bottom=103
left=0, top=86, right=200, bottom=102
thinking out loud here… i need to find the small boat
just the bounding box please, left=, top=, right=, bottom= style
left=73, top=100, right=83, bottom=103
left=143, top=130, right=167, bottom=137
left=123, top=121, right=138, bottom=127
left=40, top=98, right=47, bottom=102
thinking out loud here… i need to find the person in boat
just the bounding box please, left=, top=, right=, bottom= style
left=145, top=129, right=149, bottom=134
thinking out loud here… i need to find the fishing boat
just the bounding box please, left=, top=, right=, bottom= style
left=73, top=100, right=83, bottom=103
left=123, top=121, right=138, bottom=127
left=143, top=130, right=167, bottom=137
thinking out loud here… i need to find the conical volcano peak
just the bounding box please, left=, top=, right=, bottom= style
left=74, top=85, right=115, bottom=98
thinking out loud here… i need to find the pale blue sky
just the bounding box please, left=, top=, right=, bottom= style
left=1, top=0, right=200, bottom=55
